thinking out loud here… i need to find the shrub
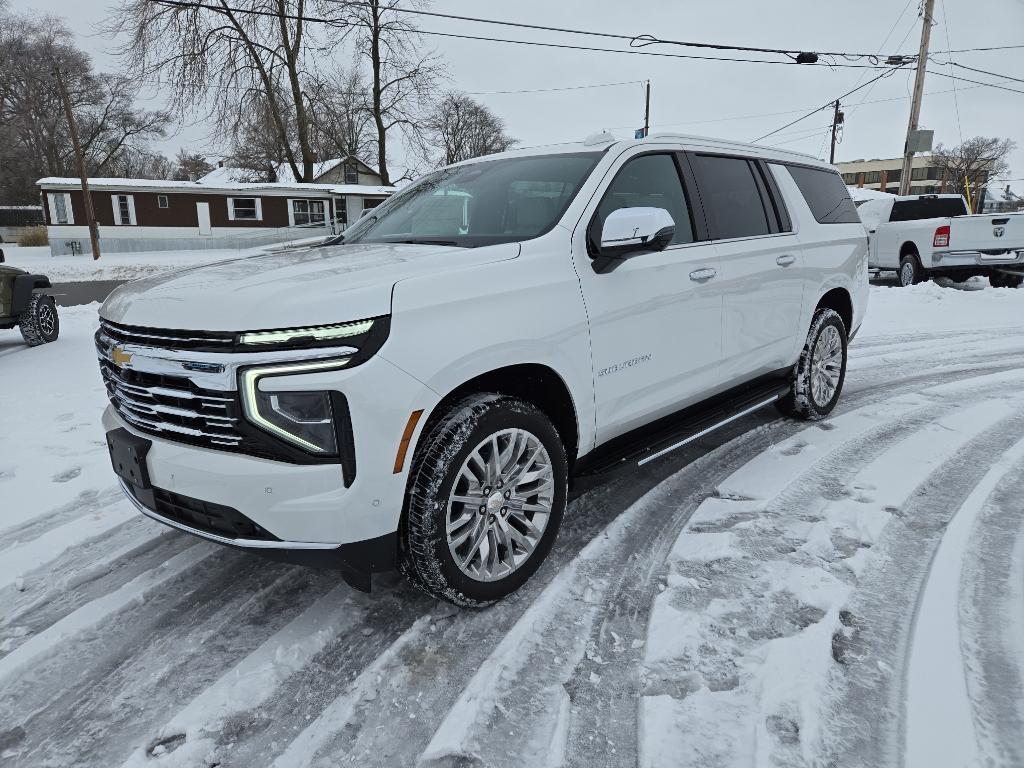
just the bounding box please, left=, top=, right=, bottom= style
left=17, top=226, right=49, bottom=247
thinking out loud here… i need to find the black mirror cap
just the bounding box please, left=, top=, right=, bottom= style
left=0, top=248, right=5, bottom=263
left=591, top=224, right=676, bottom=274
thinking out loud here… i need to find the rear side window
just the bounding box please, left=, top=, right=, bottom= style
left=785, top=165, right=860, bottom=224
left=890, top=197, right=968, bottom=222
left=689, top=155, right=770, bottom=240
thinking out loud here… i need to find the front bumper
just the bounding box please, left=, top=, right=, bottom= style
left=102, top=350, right=438, bottom=547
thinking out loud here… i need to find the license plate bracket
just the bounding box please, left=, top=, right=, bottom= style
left=106, top=428, right=153, bottom=490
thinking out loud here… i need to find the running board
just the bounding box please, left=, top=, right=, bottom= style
left=572, top=375, right=791, bottom=482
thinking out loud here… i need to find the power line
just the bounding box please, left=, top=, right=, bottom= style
left=946, top=62, right=1024, bottom=86
left=752, top=66, right=909, bottom=142
left=325, top=0, right=916, bottom=61
left=146, top=0, right=911, bottom=69
left=465, top=80, right=644, bottom=95
left=925, top=68, right=1024, bottom=95
left=939, top=0, right=963, bottom=145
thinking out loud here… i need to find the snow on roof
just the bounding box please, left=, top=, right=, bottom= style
left=36, top=177, right=394, bottom=196
left=847, top=186, right=896, bottom=202
left=196, top=155, right=380, bottom=185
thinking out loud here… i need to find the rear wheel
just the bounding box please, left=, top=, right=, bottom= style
left=990, top=273, right=1023, bottom=288
left=18, top=293, right=59, bottom=346
left=899, top=254, right=924, bottom=287
left=399, top=394, right=568, bottom=607
left=777, top=308, right=848, bottom=421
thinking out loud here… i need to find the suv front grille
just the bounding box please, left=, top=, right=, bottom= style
left=100, top=359, right=247, bottom=449
left=99, top=318, right=236, bottom=352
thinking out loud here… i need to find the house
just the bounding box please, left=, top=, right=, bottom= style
left=37, top=177, right=393, bottom=256
left=0, top=205, right=44, bottom=243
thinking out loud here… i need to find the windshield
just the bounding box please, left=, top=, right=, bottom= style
left=890, top=197, right=968, bottom=221
left=343, top=152, right=601, bottom=248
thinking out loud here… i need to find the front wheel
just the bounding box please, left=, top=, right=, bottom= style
left=18, top=293, right=59, bottom=346
left=777, top=308, right=848, bottom=421
left=399, top=394, right=568, bottom=607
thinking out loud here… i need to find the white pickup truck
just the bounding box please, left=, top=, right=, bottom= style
left=857, top=193, right=1024, bottom=288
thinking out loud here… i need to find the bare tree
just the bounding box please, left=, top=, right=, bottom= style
left=930, top=136, right=1016, bottom=210
left=0, top=9, right=169, bottom=202
left=227, top=89, right=296, bottom=181
left=307, top=66, right=376, bottom=163
left=109, top=0, right=347, bottom=183
left=427, top=92, right=516, bottom=166
left=343, top=0, right=444, bottom=185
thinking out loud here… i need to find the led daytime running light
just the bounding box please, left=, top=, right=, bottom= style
left=241, top=357, right=352, bottom=453
left=239, top=319, right=374, bottom=346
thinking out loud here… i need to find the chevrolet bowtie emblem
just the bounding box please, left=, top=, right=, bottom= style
left=112, top=345, right=133, bottom=368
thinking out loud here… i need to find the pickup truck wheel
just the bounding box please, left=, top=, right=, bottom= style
left=899, top=255, right=924, bottom=287
left=777, top=308, right=847, bottom=421
left=399, top=394, right=568, bottom=607
left=18, top=293, right=59, bottom=346
left=990, top=273, right=1023, bottom=288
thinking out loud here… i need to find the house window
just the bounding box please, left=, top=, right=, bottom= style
left=228, top=197, right=261, bottom=221
left=291, top=199, right=326, bottom=227
left=158, top=195, right=169, bottom=209
left=112, top=194, right=137, bottom=226
left=49, top=193, right=73, bottom=225
left=344, top=162, right=359, bottom=184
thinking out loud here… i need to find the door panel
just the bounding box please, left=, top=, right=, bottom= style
left=716, top=234, right=804, bottom=384
left=572, top=149, right=723, bottom=443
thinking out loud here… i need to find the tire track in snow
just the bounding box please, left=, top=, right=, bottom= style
left=640, top=398, right=1024, bottom=768
left=0, top=552, right=339, bottom=767
left=954, top=455, right=1024, bottom=766
left=904, top=436, right=1024, bottom=768
left=821, top=408, right=1024, bottom=768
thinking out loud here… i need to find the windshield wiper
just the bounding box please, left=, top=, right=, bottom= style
left=389, top=238, right=463, bottom=247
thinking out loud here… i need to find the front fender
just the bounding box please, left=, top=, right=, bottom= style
left=11, top=274, right=51, bottom=315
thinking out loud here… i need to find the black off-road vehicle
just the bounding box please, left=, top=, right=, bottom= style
left=0, top=249, right=60, bottom=346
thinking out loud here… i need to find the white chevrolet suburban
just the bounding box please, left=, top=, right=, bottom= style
left=858, top=193, right=1024, bottom=287
left=97, top=134, right=868, bottom=605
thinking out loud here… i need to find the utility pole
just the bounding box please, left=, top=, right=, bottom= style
left=644, top=80, right=651, bottom=137
left=829, top=100, right=843, bottom=165
left=53, top=67, right=101, bottom=260
left=899, top=0, right=936, bottom=195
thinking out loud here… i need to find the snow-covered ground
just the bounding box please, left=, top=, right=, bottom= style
left=1, top=241, right=322, bottom=282
left=2, top=282, right=1024, bottom=767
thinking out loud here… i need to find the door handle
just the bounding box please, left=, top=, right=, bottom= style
left=776, top=254, right=796, bottom=267
left=689, top=268, right=717, bottom=282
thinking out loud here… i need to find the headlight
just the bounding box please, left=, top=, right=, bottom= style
left=240, top=358, right=351, bottom=454
left=239, top=319, right=375, bottom=348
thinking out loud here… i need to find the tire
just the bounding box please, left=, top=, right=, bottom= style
left=776, top=308, right=848, bottom=421
left=18, top=293, right=59, bottom=346
left=399, top=394, right=568, bottom=607
left=990, top=273, right=1023, bottom=289
left=898, top=254, right=924, bottom=287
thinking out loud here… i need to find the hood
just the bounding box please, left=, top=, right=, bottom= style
left=101, top=241, right=518, bottom=330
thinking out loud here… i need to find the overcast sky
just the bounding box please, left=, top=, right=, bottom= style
left=11, top=0, right=1024, bottom=189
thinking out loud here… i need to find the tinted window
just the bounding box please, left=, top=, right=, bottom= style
left=595, top=154, right=694, bottom=245
left=690, top=155, right=770, bottom=239
left=785, top=165, right=860, bottom=224
left=890, top=197, right=968, bottom=222
left=344, top=152, right=601, bottom=248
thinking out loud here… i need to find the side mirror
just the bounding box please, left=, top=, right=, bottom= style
left=593, top=207, right=674, bottom=273
left=0, top=248, right=5, bottom=263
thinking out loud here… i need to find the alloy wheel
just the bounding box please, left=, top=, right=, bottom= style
left=810, top=324, right=842, bottom=407
left=446, top=428, right=554, bottom=582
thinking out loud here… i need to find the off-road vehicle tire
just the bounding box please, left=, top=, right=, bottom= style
left=776, top=308, right=847, bottom=421
left=18, top=293, right=59, bottom=346
left=399, top=394, right=568, bottom=607
left=989, top=272, right=1023, bottom=289
left=899, top=254, right=924, bottom=287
